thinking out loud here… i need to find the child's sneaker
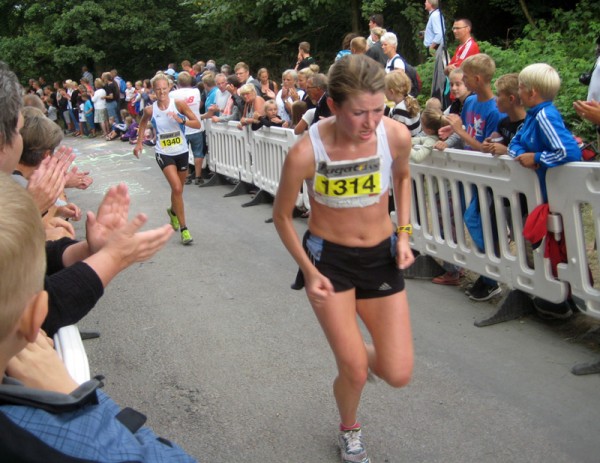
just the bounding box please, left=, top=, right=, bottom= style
left=339, top=428, right=370, bottom=463
left=181, top=229, right=193, bottom=245
left=167, top=208, right=180, bottom=231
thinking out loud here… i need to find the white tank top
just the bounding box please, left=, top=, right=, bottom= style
left=151, top=98, right=187, bottom=156
left=306, top=120, right=393, bottom=208
left=170, top=87, right=204, bottom=135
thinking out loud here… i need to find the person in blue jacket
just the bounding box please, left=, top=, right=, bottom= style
left=508, top=63, right=581, bottom=320
left=509, top=63, right=581, bottom=202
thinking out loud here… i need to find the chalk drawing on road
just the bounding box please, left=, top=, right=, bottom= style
left=70, top=145, right=154, bottom=197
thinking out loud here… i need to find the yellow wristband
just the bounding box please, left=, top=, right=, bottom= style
left=396, top=224, right=412, bottom=235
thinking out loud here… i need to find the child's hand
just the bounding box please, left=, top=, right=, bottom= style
left=7, top=331, right=79, bottom=394
left=434, top=140, right=448, bottom=151
left=483, top=142, right=507, bottom=156
left=438, top=125, right=453, bottom=140
left=446, top=114, right=463, bottom=133
left=515, top=152, right=537, bottom=169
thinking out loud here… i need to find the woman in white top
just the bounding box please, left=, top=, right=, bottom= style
left=273, top=55, right=414, bottom=463
left=92, top=78, right=109, bottom=137
left=275, top=69, right=305, bottom=123
left=133, top=73, right=200, bottom=245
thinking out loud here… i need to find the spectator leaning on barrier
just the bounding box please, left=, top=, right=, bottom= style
left=509, top=63, right=582, bottom=320
left=439, top=53, right=505, bottom=302
left=481, top=73, right=525, bottom=156
left=307, top=73, right=331, bottom=126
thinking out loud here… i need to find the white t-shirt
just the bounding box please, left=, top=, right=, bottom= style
left=587, top=56, right=600, bottom=102
left=92, top=88, right=107, bottom=110
left=385, top=54, right=405, bottom=73
left=275, top=88, right=305, bottom=123
left=170, top=87, right=204, bottom=134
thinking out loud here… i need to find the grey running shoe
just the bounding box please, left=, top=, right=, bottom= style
left=339, top=428, right=370, bottom=463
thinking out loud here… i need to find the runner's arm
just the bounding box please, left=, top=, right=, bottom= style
left=175, top=100, right=201, bottom=130
left=133, top=106, right=152, bottom=158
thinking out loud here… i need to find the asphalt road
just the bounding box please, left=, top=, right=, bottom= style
left=63, top=135, right=600, bottom=463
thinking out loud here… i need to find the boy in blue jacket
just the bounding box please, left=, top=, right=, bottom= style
left=509, top=63, right=581, bottom=319
left=509, top=63, right=581, bottom=202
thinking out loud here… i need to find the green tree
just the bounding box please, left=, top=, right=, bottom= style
left=0, top=0, right=199, bottom=81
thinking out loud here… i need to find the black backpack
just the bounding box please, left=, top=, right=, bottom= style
left=388, top=55, right=422, bottom=97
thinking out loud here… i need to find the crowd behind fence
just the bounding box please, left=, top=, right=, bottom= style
left=203, top=120, right=600, bottom=322
left=65, top=120, right=600, bottom=379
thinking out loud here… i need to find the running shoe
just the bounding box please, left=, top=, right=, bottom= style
left=167, top=208, right=180, bottom=231
left=181, top=229, right=193, bottom=245
left=339, top=428, right=370, bottom=463
left=469, top=281, right=502, bottom=302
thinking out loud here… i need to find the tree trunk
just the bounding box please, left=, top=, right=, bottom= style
left=519, top=0, right=536, bottom=29
left=351, top=0, right=360, bottom=33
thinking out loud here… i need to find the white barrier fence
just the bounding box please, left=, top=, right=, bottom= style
left=54, top=325, right=91, bottom=385
left=203, top=121, right=600, bottom=323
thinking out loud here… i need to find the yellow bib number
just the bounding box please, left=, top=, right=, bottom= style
left=315, top=172, right=381, bottom=197
left=159, top=131, right=182, bottom=149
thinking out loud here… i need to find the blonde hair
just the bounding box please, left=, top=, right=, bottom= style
left=495, top=73, right=519, bottom=98
left=385, top=71, right=420, bottom=117
left=371, top=27, right=386, bottom=39
left=424, top=97, right=442, bottom=111
left=448, top=68, right=464, bottom=81
left=350, top=37, right=367, bottom=54
left=0, top=172, right=46, bottom=341
left=177, top=71, right=193, bottom=87
left=420, top=107, right=448, bottom=132
left=20, top=107, right=63, bottom=167
left=264, top=99, right=277, bottom=112
left=518, top=63, right=561, bottom=101
left=282, top=69, right=298, bottom=82
left=461, top=53, right=496, bottom=83
left=151, top=72, right=171, bottom=88
left=298, top=67, right=314, bottom=80
left=239, top=83, right=257, bottom=95
left=328, top=54, right=385, bottom=105
left=201, top=72, right=216, bottom=87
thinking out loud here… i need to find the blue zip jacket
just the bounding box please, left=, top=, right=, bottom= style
left=508, top=101, right=581, bottom=202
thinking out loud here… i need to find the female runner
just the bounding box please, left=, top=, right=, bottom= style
left=273, top=54, right=414, bottom=463
left=133, top=73, right=200, bottom=244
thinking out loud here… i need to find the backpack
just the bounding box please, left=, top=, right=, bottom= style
left=388, top=55, right=422, bottom=97
left=116, top=76, right=126, bottom=95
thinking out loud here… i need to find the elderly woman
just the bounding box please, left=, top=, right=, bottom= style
left=238, top=83, right=266, bottom=129
left=275, top=69, right=305, bottom=123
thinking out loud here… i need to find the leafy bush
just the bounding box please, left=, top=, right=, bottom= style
left=417, top=0, right=600, bottom=141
